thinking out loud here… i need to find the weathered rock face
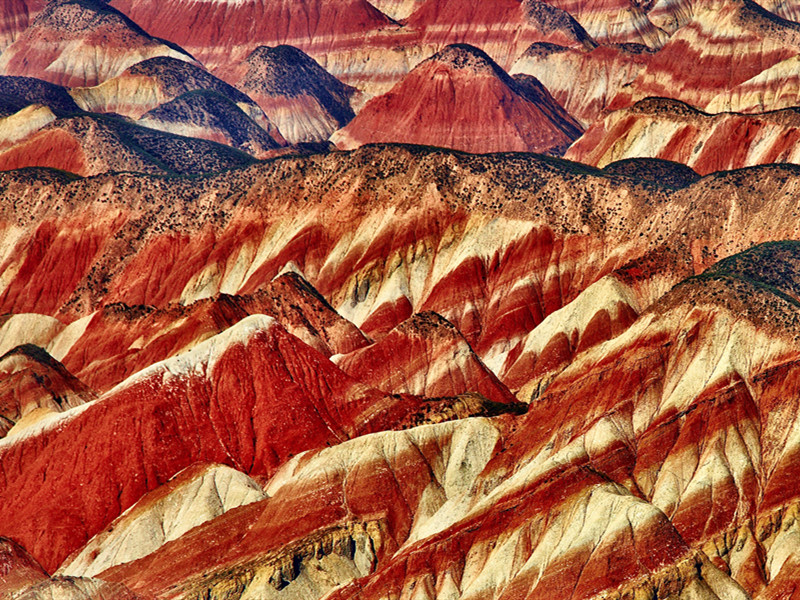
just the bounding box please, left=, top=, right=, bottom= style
left=510, top=41, right=654, bottom=126
left=106, top=0, right=396, bottom=74
left=216, top=45, right=358, bottom=144
left=9, top=142, right=800, bottom=600
left=13, top=576, right=144, bottom=600
left=69, top=56, right=276, bottom=127
left=332, top=44, right=583, bottom=154
left=137, top=90, right=285, bottom=158
left=565, top=97, right=800, bottom=174
left=0, top=0, right=46, bottom=52
left=58, top=463, right=267, bottom=578
left=0, top=314, right=421, bottom=572
left=0, top=113, right=256, bottom=176
left=0, top=0, right=196, bottom=87
left=335, top=312, right=517, bottom=403
left=55, top=272, right=370, bottom=393
left=0, top=76, right=80, bottom=117
left=544, top=0, right=670, bottom=47
left=610, top=0, right=800, bottom=112
left=401, top=0, right=596, bottom=69
left=0, top=343, right=95, bottom=438
left=0, top=537, right=48, bottom=597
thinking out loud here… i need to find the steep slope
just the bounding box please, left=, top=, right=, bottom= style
left=332, top=44, right=583, bottom=154
left=0, top=0, right=196, bottom=88
left=216, top=45, right=358, bottom=144
left=543, top=0, right=670, bottom=46
left=706, top=53, right=800, bottom=114
left=366, top=0, right=426, bottom=19
left=0, top=114, right=257, bottom=176
left=335, top=312, right=516, bottom=403
left=59, top=463, right=266, bottom=578
left=57, top=273, right=370, bottom=393
left=107, top=0, right=396, bottom=73
left=0, top=315, right=420, bottom=571
left=3, top=144, right=800, bottom=386
left=0, top=537, right=48, bottom=597
left=69, top=56, right=277, bottom=131
left=138, top=90, right=284, bottom=158
left=0, top=343, right=95, bottom=438
left=0, top=76, right=80, bottom=117
left=95, top=418, right=518, bottom=599
left=566, top=97, right=800, bottom=174
left=0, top=0, right=46, bottom=52
left=510, top=41, right=654, bottom=126
left=403, top=0, right=596, bottom=69
left=14, top=576, right=143, bottom=599
left=611, top=0, right=800, bottom=112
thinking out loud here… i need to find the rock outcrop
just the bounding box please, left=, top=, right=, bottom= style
left=332, top=44, right=583, bottom=154
left=566, top=97, right=800, bottom=174
left=216, top=45, right=358, bottom=144
left=0, top=0, right=196, bottom=87
left=138, top=90, right=285, bottom=158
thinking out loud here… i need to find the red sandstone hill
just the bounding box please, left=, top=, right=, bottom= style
left=0, top=0, right=197, bottom=88
left=7, top=145, right=800, bottom=599
left=0, top=343, right=96, bottom=438
left=69, top=56, right=277, bottom=126
left=565, top=97, right=800, bottom=174
left=215, top=45, right=359, bottom=145
left=510, top=41, right=654, bottom=126
left=335, top=311, right=517, bottom=403
left=0, top=0, right=46, bottom=52
left=609, top=0, right=800, bottom=112
left=0, top=113, right=257, bottom=176
left=332, top=44, right=583, bottom=154
left=137, top=90, right=285, bottom=158
left=402, top=0, right=596, bottom=69
left=106, top=0, right=396, bottom=73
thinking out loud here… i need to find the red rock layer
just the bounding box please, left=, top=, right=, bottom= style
left=565, top=97, right=800, bottom=174
left=0, top=114, right=256, bottom=176
left=0, top=537, right=48, bottom=597
left=60, top=272, right=370, bottom=393
left=511, top=41, right=654, bottom=126
left=609, top=0, right=800, bottom=112
left=403, top=0, right=595, bottom=69
left=137, top=90, right=285, bottom=158
left=108, top=0, right=396, bottom=73
left=543, top=0, right=669, bottom=46
left=0, top=315, right=419, bottom=571
left=0, top=0, right=45, bottom=52
left=70, top=56, right=278, bottom=131
left=332, top=44, right=583, bottom=154
left=0, top=344, right=95, bottom=437
left=335, top=312, right=516, bottom=403
left=0, top=0, right=196, bottom=88
left=215, top=45, right=358, bottom=145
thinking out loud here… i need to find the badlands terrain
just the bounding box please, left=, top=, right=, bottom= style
left=5, top=0, right=800, bottom=600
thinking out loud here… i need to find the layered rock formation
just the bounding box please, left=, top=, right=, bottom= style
left=0, top=114, right=256, bottom=176
left=0, top=0, right=46, bottom=52
left=332, top=44, right=583, bottom=154
left=106, top=0, right=396, bottom=74
left=335, top=312, right=516, bottom=403
left=566, top=97, right=800, bottom=173
left=610, top=0, right=800, bottom=112
left=510, top=41, right=654, bottom=126
left=0, top=0, right=196, bottom=87
left=69, top=56, right=276, bottom=127
left=0, top=106, right=800, bottom=600
left=216, top=45, right=358, bottom=144
left=137, top=91, right=284, bottom=158
left=0, top=343, right=95, bottom=437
